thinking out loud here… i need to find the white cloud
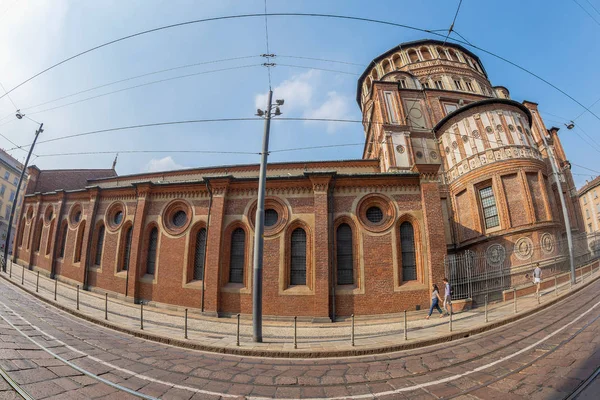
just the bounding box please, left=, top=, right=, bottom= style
left=255, top=70, right=316, bottom=112
left=304, top=91, right=352, bottom=133
left=145, top=156, right=186, bottom=172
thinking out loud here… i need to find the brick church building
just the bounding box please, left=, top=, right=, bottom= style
left=13, top=39, right=583, bottom=320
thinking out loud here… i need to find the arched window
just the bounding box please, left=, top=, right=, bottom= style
left=193, top=228, right=207, bottom=280
left=17, top=217, right=26, bottom=248
left=436, top=47, right=447, bottom=60
left=336, top=224, right=354, bottom=285
left=34, top=219, right=43, bottom=252
left=59, top=222, right=68, bottom=258
left=94, top=225, right=105, bottom=266
left=146, top=227, right=158, bottom=275
left=382, top=59, right=392, bottom=74
left=46, top=221, right=54, bottom=255
left=408, top=49, right=419, bottom=63
left=421, top=47, right=432, bottom=60
left=392, top=53, right=402, bottom=68
left=400, top=222, right=417, bottom=281
left=120, top=226, right=133, bottom=271
left=290, top=228, right=307, bottom=285
left=229, top=228, right=245, bottom=283
left=74, top=221, right=85, bottom=263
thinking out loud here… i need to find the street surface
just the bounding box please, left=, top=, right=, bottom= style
left=0, top=276, right=599, bottom=399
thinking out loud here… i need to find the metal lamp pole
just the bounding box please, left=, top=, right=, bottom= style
left=2, top=121, right=44, bottom=272
left=252, top=90, right=283, bottom=342
left=540, top=131, right=575, bottom=283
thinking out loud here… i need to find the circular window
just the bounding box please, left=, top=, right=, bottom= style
left=264, top=209, right=278, bottom=227
left=366, top=207, right=383, bottom=223
left=162, top=199, right=192, bottom=235
left=173, top=210, right=187, bottom=227
left=114, top=211, right=123, bottom=225
left=357, top=194, right=396, bottom=233
left=69, top=204, right=83, bottom=227
left=415, top=151, right=424, bottom=159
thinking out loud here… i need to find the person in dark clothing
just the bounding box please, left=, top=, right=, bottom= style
left=426, top=283, right=444, bottom=319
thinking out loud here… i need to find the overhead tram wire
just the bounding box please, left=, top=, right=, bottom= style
left=263, top=0, right=273, bottom=89
left=573, top=0, right=600, bottom=26
left=442, top=0, right=463, bottom=46
left=0, top=13, right=597, bottom=127
left=275, top=63, right=360, bottom=76
left=585, top=0, right=600, bottom=15
left=276, top=55, right=365, bottom=67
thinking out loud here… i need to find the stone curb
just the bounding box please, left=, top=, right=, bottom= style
left=1, top=271, right=598, bottom=359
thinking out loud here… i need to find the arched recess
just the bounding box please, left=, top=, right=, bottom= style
left=117, top=221, right=133, bottom=272
left=90, top=220, right=105, bottom=267
left=73, top=220, right=86, bottom=263
left=220, top=221, right=251, bottom=288
left=17, top=217, right=26, bottom=249
left=186, top=221, right=207, bottom=282
left=333, top=216, right=361, bottom=288
left=382, top=59, right=392, bottom=74
left=392, top=53, right=402, bottom=68
left=33, top=218, right=44, bottom=252
left=283, top=219, right=313, bottom=290
left=140, top=223, right=160, bottom=276
left=45, top=220, right=55, bottom=255
left=370, top=68, right=379, bottom=81
left=420, top=47, right=432, bottom=60
left=58, top=220, right=68, bottom=258
left=395, top=214, right=424, bottom=286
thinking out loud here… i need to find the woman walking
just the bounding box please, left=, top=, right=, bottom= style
left=426, top=284, right=444, bottom=319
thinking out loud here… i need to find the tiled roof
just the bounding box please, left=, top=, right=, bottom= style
left=32, top=168, right=117, bottom=193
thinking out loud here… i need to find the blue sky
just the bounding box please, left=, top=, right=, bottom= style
left=0, top=0, right=599, bottom=188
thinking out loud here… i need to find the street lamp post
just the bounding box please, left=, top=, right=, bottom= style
left=2, top=114, right=43, bottom=272
left=252, top=90, right=283, bottom=342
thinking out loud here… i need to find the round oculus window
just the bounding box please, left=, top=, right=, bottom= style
left=366, top=206, right=384, bottom=224
left=172, top=210, right=187, bottom=227
left=114, top=210, right=123, bottom=225
left=74, top=211, right=81, bottom=223
left=264, top=209, right=278, bottom=227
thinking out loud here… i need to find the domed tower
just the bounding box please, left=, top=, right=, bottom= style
left=357, top=39, right=584, bottom=273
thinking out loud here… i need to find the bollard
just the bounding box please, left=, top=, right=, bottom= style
left=449, top=308, right=453, bottom=332
left=76, top=285, right=80, bottom=310
left=140, top=303, right=144, bottom=330
left=236, top=314, right=240, bottom=347
left=9, top=262, right=12, bottom=278
left=293, top=316, right=297, bottom=349
left=555, top=276, right=558, bottom=297
left=513, top=288, right=517, bottom=314
left=184, top=309, right=188, bottom=339
left=351, top=314, right=355, bottom=346
left=36, top=271, right=39, bottom=293
left=484, top=294, right=488, bottom=323
left=403, top=310, right=407, bottom=341
left=582, top=270, right=585, bottom=284
left=21, top=265, right=24, bottom=285
left=54, top=279, right=57, bottom=301
left=105, top=293, right=108, bottom=320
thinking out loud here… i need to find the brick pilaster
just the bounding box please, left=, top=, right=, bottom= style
left=419, top=176, right=447, bottom=287
left=126, top=183, right=152, bottom=301
left=81, top=187, right=100, bottom=289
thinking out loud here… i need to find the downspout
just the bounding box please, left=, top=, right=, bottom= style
left=83, top=188, right=101, bottom=291
left=328, top=175, right=337, bottom=322
left=201, top=179, right=213, bottom=313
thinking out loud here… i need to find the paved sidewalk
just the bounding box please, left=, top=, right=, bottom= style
left=1, top=261, right=598, bottom=357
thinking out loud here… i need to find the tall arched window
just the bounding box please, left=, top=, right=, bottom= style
left=400, top=222, right=417, bottom=282
left=193, top=228, right=207, bottom=280
left=46, top=221, right=54, bottom=255
left=290, top=228, right=307, bottom=285
left=34, top=219, right=43, bottom=252
left=94, top=225, right=105, bottom=266
left=146, top=227, right=158, bottom=275
left=17, top=218, right=26, bottom=247
left=229, top=228, right=245, bottom=284
left=59, top=223, right=68, bottom=258
left=74, top=221, right=85, bottom=263
left=336, top=224, right=354, bottom=285
left=120, top=226, right=133, bottom=271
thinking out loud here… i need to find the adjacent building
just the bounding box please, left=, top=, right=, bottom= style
left=578, top=177, right=600, bottom=234
left=13, top=39, right=583, bottom=319
left=0, top=149, right=26, bottom=255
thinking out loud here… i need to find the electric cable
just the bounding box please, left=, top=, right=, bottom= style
left=573, top=0, right=600, bottom=26
left=585, top=0, right=600, bottom=15
left=263, top=0, right=273, bottom=89
left=275, top=63, right=360, bottom=76
left=276, top=55, right=365, bottom=67
left=442, top=0, right=463, bottom=45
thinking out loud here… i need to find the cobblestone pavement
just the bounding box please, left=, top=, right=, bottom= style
left=2, top=262, right=595, bottom=355
left=0, top=275, right=599, bottom=399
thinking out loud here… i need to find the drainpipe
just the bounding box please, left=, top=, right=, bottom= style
left=201, top=179, right=213, bottom=313
left=328, top=175, right=337, bottom=322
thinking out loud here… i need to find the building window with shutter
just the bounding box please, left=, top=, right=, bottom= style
left=400, top=222, right=417, bottom=282
left=229, top=228, right=245, bottom=284
left=336, top=223, right=354, bottom=285
left=479, top=186, right=500, bottom=229
left=146, top=227, right=158, bottom=275
left=120, top=226, right=133, bottom=271
left=94, top=225, right=105, bottom=266
left=290, top=228, right=307, bottom=285
left=193, top=228, right=207, bottom=281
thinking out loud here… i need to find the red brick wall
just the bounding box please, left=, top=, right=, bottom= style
left=502, top=173, right=527, bottom=227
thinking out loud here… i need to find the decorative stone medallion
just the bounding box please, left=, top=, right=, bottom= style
left=415, top=151, right=424, bottom=159
left=429, top=151, right=438, bottom=160
left=396, top=145, right=405, bottom=154
left=472, top=129, right=480, bottom=138
left=462, top=135, right=469, bottom=142
left=486, top=244, right=506, bottom=267
left=514, top=237, right=534, bottom=260
left=541, top=233, right=555, bottom=254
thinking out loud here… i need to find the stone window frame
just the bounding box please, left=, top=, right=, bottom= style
left=105, top=201, right=126, bottom=232
left=90, top=220, right=106, bottom=268
left=333, top=216, right=365, bottom=295
left=475, top=179, right=502, bottom=234
left=220, top=221, right=252, bottom=294
left=356, top=193, right=397, bottom=233
left=247, top=197, right=289, bottom=237
left=68, top=203, right=83, bottom=229
left=280, top=219, right=314, bottom=295
left=394, top=214, right=425, bottom=288
left=184, top=221, right=208, bottom=286
left=161, top=199, right=193, bottom=236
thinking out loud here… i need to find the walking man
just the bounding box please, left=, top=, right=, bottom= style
left=533, top=263, right=542, bottom=297
left=443, top=277, right=452, bottom=316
